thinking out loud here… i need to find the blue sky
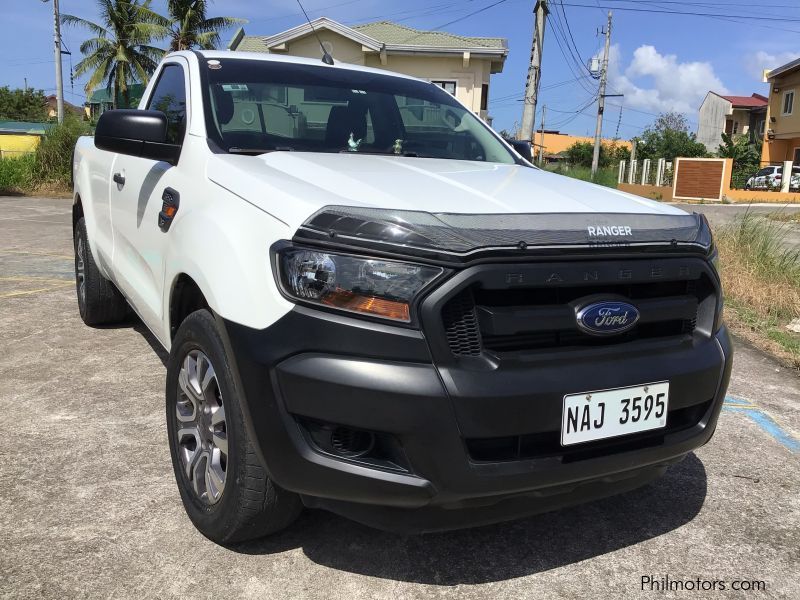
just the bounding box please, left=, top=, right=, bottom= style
left=3, top=0, right=799, bottom=139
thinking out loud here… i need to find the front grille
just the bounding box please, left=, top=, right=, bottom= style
left=465, top=400, right=712, bottom=463
left=442, top=289, right=482, bottom=356
left=440, top=265, right=712, bottom=357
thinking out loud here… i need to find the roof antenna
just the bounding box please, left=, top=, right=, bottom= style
left=295, top=0, right=334, bottom=65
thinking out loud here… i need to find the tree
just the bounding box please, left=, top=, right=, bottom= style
left=636, top=111, right=708, bottom=161
left=62, top=0, right=167, bottom=109
left=563, top=140, right=631, bottom=168
left=718, top=132, right=762, bottom=186
left=165, top=0, right=244, bottom=51
left=0, top=87, right=47, bottom=121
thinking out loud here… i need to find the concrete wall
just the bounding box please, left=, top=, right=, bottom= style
left=618, top=183, right=674, bottom=202
left=0, top=134, right=41, bottom=158
left=697, top=93, right=731, bottom=152
left=283, top=31, right=366, bottom=65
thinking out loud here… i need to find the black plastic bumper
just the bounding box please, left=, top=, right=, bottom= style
left=221, top=306, right=733, bottom=533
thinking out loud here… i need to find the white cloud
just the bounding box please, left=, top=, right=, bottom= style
left=744, top=50, right=799, bottom=81
left=603, top=44, right=727, bottom=114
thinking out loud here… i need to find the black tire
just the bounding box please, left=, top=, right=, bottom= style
left=73, top=217, right=129, bottom=326
left=166, top=309, right=302, bottom=544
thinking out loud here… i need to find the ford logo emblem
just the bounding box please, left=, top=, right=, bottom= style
left=576, top=300, right=640, bottom=336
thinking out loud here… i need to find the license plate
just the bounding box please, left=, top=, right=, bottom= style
left=561, top=382, right=669, bottom=446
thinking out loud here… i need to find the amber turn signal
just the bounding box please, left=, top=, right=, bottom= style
left=322, top=289, right=410, bottom=321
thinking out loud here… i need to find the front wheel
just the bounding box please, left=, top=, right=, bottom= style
left=166, top=309, right=302, bottom=543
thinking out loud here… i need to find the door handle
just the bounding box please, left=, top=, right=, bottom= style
left=113, top=172, right=125, bottom=186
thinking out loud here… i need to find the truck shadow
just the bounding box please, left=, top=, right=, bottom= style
left=233, top=453, right=707, bottom=584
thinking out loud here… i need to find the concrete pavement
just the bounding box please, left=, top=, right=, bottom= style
left=1, top=196, right=798, bottom=599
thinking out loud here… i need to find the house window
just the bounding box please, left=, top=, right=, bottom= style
left=732, top=121, right=739, bottom=134
left=481, top=83, right=489, bottom=111
left=782, top=89, right=794, bottom=115
left=759, top=120, right=766, bottom=136
left=724, top=119, right=733, bottom=135
left=432, top=80, right=457, bottom=96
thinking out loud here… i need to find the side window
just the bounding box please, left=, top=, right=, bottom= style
left=783, top=90, right=794, bottom=116
left=147, top=64, right=187, bottom=145
left=432, top=80, right=457, bottom=96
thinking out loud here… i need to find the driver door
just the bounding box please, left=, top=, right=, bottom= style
left=109, top=61, right=188, bottom=334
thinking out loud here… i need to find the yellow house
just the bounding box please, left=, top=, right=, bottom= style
left=228, top=18, right=507, bottom=122
left=762, top=57, right=800, bottom=165
left=0, top=121, right=48, bottom=158
left=535, top=131, right=632, bottom=157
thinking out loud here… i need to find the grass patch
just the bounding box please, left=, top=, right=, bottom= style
left=0, top=153, right=35, bottom=192
left=545, top=165, right=618, bottom=188
left=0, top=116, right=90, bottom=195
left=766, top=211, right=800, bottom=224
left=715, top=212, right=800, bottom=368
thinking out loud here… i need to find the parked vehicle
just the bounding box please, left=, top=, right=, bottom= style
left=71, top=51, right=732, bottom=543
left=745, top=165, right=800, bottom=190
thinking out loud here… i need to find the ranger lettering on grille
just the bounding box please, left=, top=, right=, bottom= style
left=587, top=225, right=633, bottom=236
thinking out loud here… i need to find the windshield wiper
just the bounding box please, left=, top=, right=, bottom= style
left=228, top=146, right=294, bottom=155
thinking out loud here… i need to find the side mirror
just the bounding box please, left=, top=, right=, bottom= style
left=505, top=138, right=533, bottom=162
left=95, top=109, right=180, bottom=164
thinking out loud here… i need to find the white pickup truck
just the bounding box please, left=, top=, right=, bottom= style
left=72, top=50, right=732, bottom=543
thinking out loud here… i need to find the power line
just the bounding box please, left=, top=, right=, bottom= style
left=560, top=2, right=800, bottom=22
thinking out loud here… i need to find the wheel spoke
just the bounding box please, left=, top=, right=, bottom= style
left=177, top=426, right=202, bottom=480
left=192, top=451, right=209, bottom=498
left=210, top=404, right=225, bottom=427
left=200, top=362, right=216, bottom=395
left=206, top=455, right=225, bottom=502
left=176, top=368, right=198, bottom=422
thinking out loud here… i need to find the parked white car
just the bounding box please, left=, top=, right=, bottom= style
left=71, top=50, right=732, bottom=543
left=745, top=165, right=800, bottom=190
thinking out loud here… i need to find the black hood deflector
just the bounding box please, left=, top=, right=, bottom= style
left=293, top=206, right=713, bottom=264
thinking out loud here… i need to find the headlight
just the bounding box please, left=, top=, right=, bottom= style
left=276, top=247, right=444, bottom=322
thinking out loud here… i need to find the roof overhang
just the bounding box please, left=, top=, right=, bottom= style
left=262, top=17, right=383, bottom=52
left=767, top=57, right=800, bottom=80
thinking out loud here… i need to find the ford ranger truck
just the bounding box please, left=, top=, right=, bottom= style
left=72, top=50, right=732, bottom=543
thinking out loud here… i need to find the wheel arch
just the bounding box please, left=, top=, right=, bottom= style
left=169, top=273, right=211, bottom=341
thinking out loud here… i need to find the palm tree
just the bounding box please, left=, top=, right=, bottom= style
left=62, top=0, right=168, bottom=109
left=166, top=0, right=244, bottom=51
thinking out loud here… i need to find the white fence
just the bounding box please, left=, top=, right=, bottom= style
left=618, top=158, right=673, bottom=187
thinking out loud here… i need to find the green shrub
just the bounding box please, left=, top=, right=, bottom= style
left=0, top=153, right=35, bottom=192
left=32, top=116, right=92, bottom=189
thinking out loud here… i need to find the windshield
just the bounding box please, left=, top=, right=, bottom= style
left=202, top=58, right=516, bottom=164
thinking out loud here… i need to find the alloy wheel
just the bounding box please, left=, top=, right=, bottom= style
left=174, top=350, right=228, bottom=504
left=75, top=236, right=86, bottom=306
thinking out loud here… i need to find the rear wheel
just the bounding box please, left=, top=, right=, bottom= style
left=73, top=217, right=128, bottom=325
left=166, top=310, right=302, bottom=543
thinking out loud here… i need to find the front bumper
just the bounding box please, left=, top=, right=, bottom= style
left=221, top=299, right=733, bottom=533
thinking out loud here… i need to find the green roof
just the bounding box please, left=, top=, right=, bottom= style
left=351, top=21, right=505, bottom=49
left=0, top=121, right=50, bottom=135
left=232, top=19, right=506, bottom=53
left=88, top=83, right=146, bottom=107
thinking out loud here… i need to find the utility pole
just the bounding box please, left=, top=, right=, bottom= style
left=590, top=11, right=612, bottom=178
left=518, top=0, right=548, bottom=141
left=51, top=0, right=65, bottom=123
left=538, top=105, right=546, bottom=165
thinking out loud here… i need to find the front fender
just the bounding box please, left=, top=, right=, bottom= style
left=162, top=189, right=296, bottom=346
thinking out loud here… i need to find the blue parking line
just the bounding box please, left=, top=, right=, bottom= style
left=723, top=396, right=800, bottom=454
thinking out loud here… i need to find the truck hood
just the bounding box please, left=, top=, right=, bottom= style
left=207, top=152, right=686, bottom=229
